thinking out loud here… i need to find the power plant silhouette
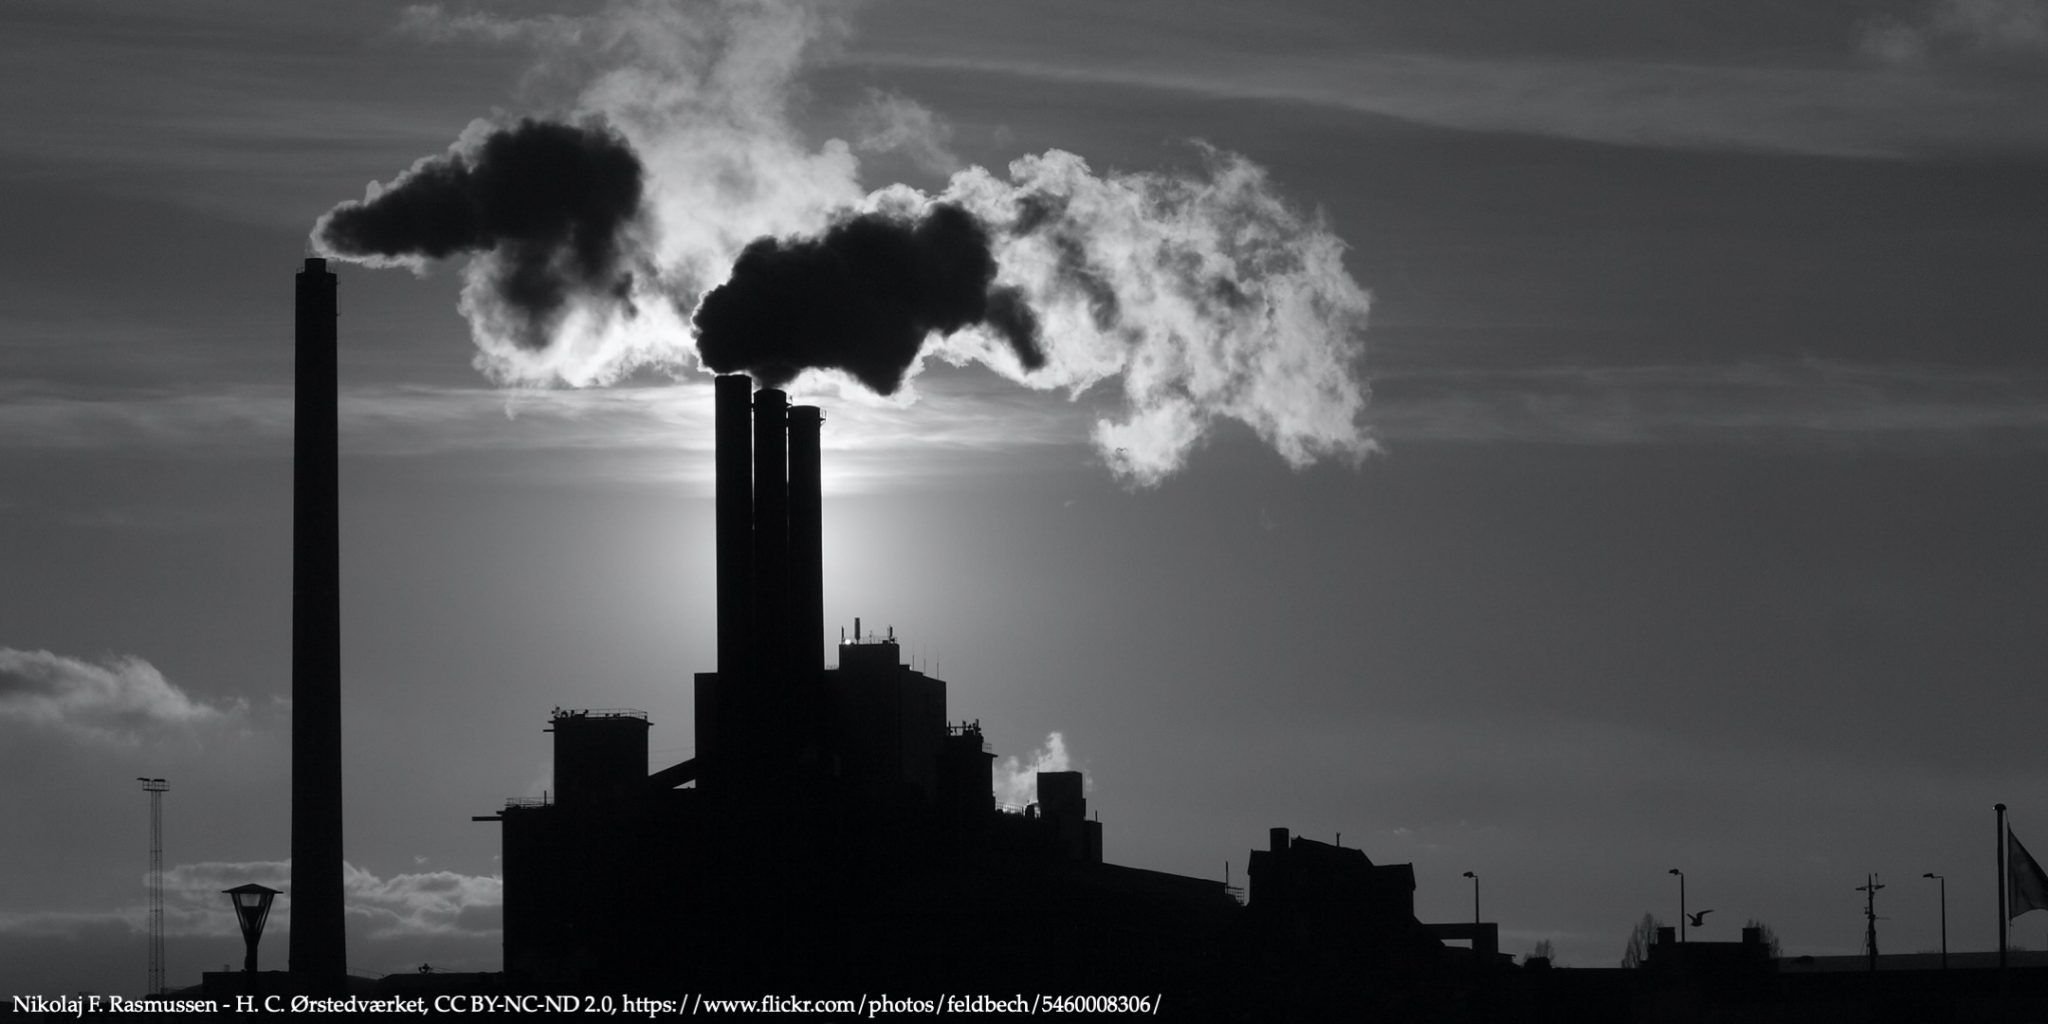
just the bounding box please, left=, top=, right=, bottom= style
left=471, top=370, right=1458, bottom=1006
left=264, top=257, right=1465, bottom=1013
left=255, top=258, right=2048, bottom=1022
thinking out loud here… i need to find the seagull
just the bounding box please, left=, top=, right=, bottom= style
left=1686, top=910, right=1715, bottom=928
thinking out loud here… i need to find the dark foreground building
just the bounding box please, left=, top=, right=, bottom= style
left=474, top=376, right=1456, bottom=1017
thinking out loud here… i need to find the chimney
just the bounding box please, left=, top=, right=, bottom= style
left=787, top=405, right=823, bottom=681
left=289, top=257, right=347, bottom=984
left=751, top=388, right=789, bottom=681
left=713, top=375, right=752, bottom=681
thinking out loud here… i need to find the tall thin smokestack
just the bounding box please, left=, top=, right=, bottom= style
left=290, top=257, right=346, bottom=985
left=714, top=375, right=753, bottom=681
left=787, top=406, right=823, bottom=681
left=752, top=388, right=789, bottom=681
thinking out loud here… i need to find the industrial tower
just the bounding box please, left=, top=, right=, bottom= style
left=137, top=777, right=167, bottom=995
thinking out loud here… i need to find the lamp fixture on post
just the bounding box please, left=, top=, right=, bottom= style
left=223, top=884, right=283, bottom=974
left=1923, top=872, right=1947, bottom=970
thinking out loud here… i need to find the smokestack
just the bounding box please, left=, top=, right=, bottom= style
left=714, top=375, right=753, bottom=681
left=787, top=406, right=823, bottom=681
left=290, top=257, right=347, bottom=984
left=752, top=388, right=789, bottom=681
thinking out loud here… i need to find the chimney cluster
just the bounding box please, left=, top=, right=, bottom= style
left=714, top=374, right=826, bottom=698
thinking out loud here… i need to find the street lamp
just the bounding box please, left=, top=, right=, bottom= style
left=1669, top=869, right=1687, bottom=943
left=223, top=884, right=282, bottom=974
left=1462, top=871, right=1479, bottom=925
left=1923, top=873, right=1947, bottom=970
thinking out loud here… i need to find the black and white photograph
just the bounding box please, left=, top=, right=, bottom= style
left=4, top=0, right=2047, bottom=1018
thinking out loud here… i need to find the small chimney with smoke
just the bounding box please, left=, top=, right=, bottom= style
left=290, top=257, right=347, bottom=987
left=701, top=374, right=829, bottom=786
left=714, top=374, right=752, bottom=683
left=788, top=404, right=824, bottom=682
left=751, top=387, right=789, bottom=683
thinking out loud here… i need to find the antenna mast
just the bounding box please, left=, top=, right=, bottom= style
left=1856, top=873, right=1885, bottom=973
left=138, top=777, right=168, bottom=994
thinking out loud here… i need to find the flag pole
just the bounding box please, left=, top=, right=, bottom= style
left=1998, top=802, right=2008, bottom=972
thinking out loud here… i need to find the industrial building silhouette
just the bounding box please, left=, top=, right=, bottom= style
left=262, top=259, right=2048, bottom=1021
left=469, top=373, right=1470, bottom=1011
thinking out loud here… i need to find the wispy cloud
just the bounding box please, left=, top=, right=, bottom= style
left=1370, top=360, right=2048, bottom=446
left=857, top=48, right=2048, bottom=159
left=1857, top=0, right=2048, bottom=66
left=344, top=862, right=503, bottom=940
left=9, top=362, right=2042, bottom=467
left=0, top=384, right=292, bottom=453
left=0, top=648, right=246, bottom=740
left=0, top=6, right=486, bottom=224
left=0, top=378, right=1088, bottom=489
left=1, top=859, right=501, bottom=942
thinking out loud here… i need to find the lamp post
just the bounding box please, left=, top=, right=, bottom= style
left=1669, top=869, right=1686, bottom=943
left=1463, top=871, right=1479, bottom=925
left=1923, top=873, right=1947, bottom=970
left=223, top=884, right=282, bottom=974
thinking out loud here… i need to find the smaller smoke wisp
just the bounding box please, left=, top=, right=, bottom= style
left=314, top=117, right=651, bottom=356
left=693, top=202, right=1041, bottom=394
left=993, top=731, right=1074, bottom=811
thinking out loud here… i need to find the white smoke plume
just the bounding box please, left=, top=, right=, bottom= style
left=992, top=730, right=1075, bottom=811
left=932, top=148, right=1373, bottom=483
left=350, top=0, right=1374, bottom=484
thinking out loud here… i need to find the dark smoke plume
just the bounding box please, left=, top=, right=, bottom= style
left=1012, top=193, right=1120, bottom=332
left=692, top=203, right=1044, bottom=394
left=315, top=118, right=649, bottom=350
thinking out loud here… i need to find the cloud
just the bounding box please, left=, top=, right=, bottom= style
left=1, top=860, right=500, bottom=945
left=154, top=859, right=502, bottom=941
left=1369, top=360, right=2048, bottom=447
left=344, top=862, right=504, bottom=940
left=0, top=859, right=503, bottom=992
left=860, top=48, right=2048, bottom=160
left=0, top=378, right=1087, bottom=492
left=0, top=384, right=291, bottom=453
left=1858, top=0, right=2048, bottom=65
left=0, top=648, right=246, bottom=740
left=992, top=731, right=1076, bottom=811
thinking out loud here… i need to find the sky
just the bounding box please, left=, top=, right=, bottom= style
left=4, top=0, right=2048, bottom=996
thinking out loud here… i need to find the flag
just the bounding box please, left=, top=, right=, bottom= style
left=2011, top=827, right=2048, bottom=920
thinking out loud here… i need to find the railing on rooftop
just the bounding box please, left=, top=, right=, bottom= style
left=549, top=707, right=648, bottom=722
left=947, top=720, right=993, bottom=752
